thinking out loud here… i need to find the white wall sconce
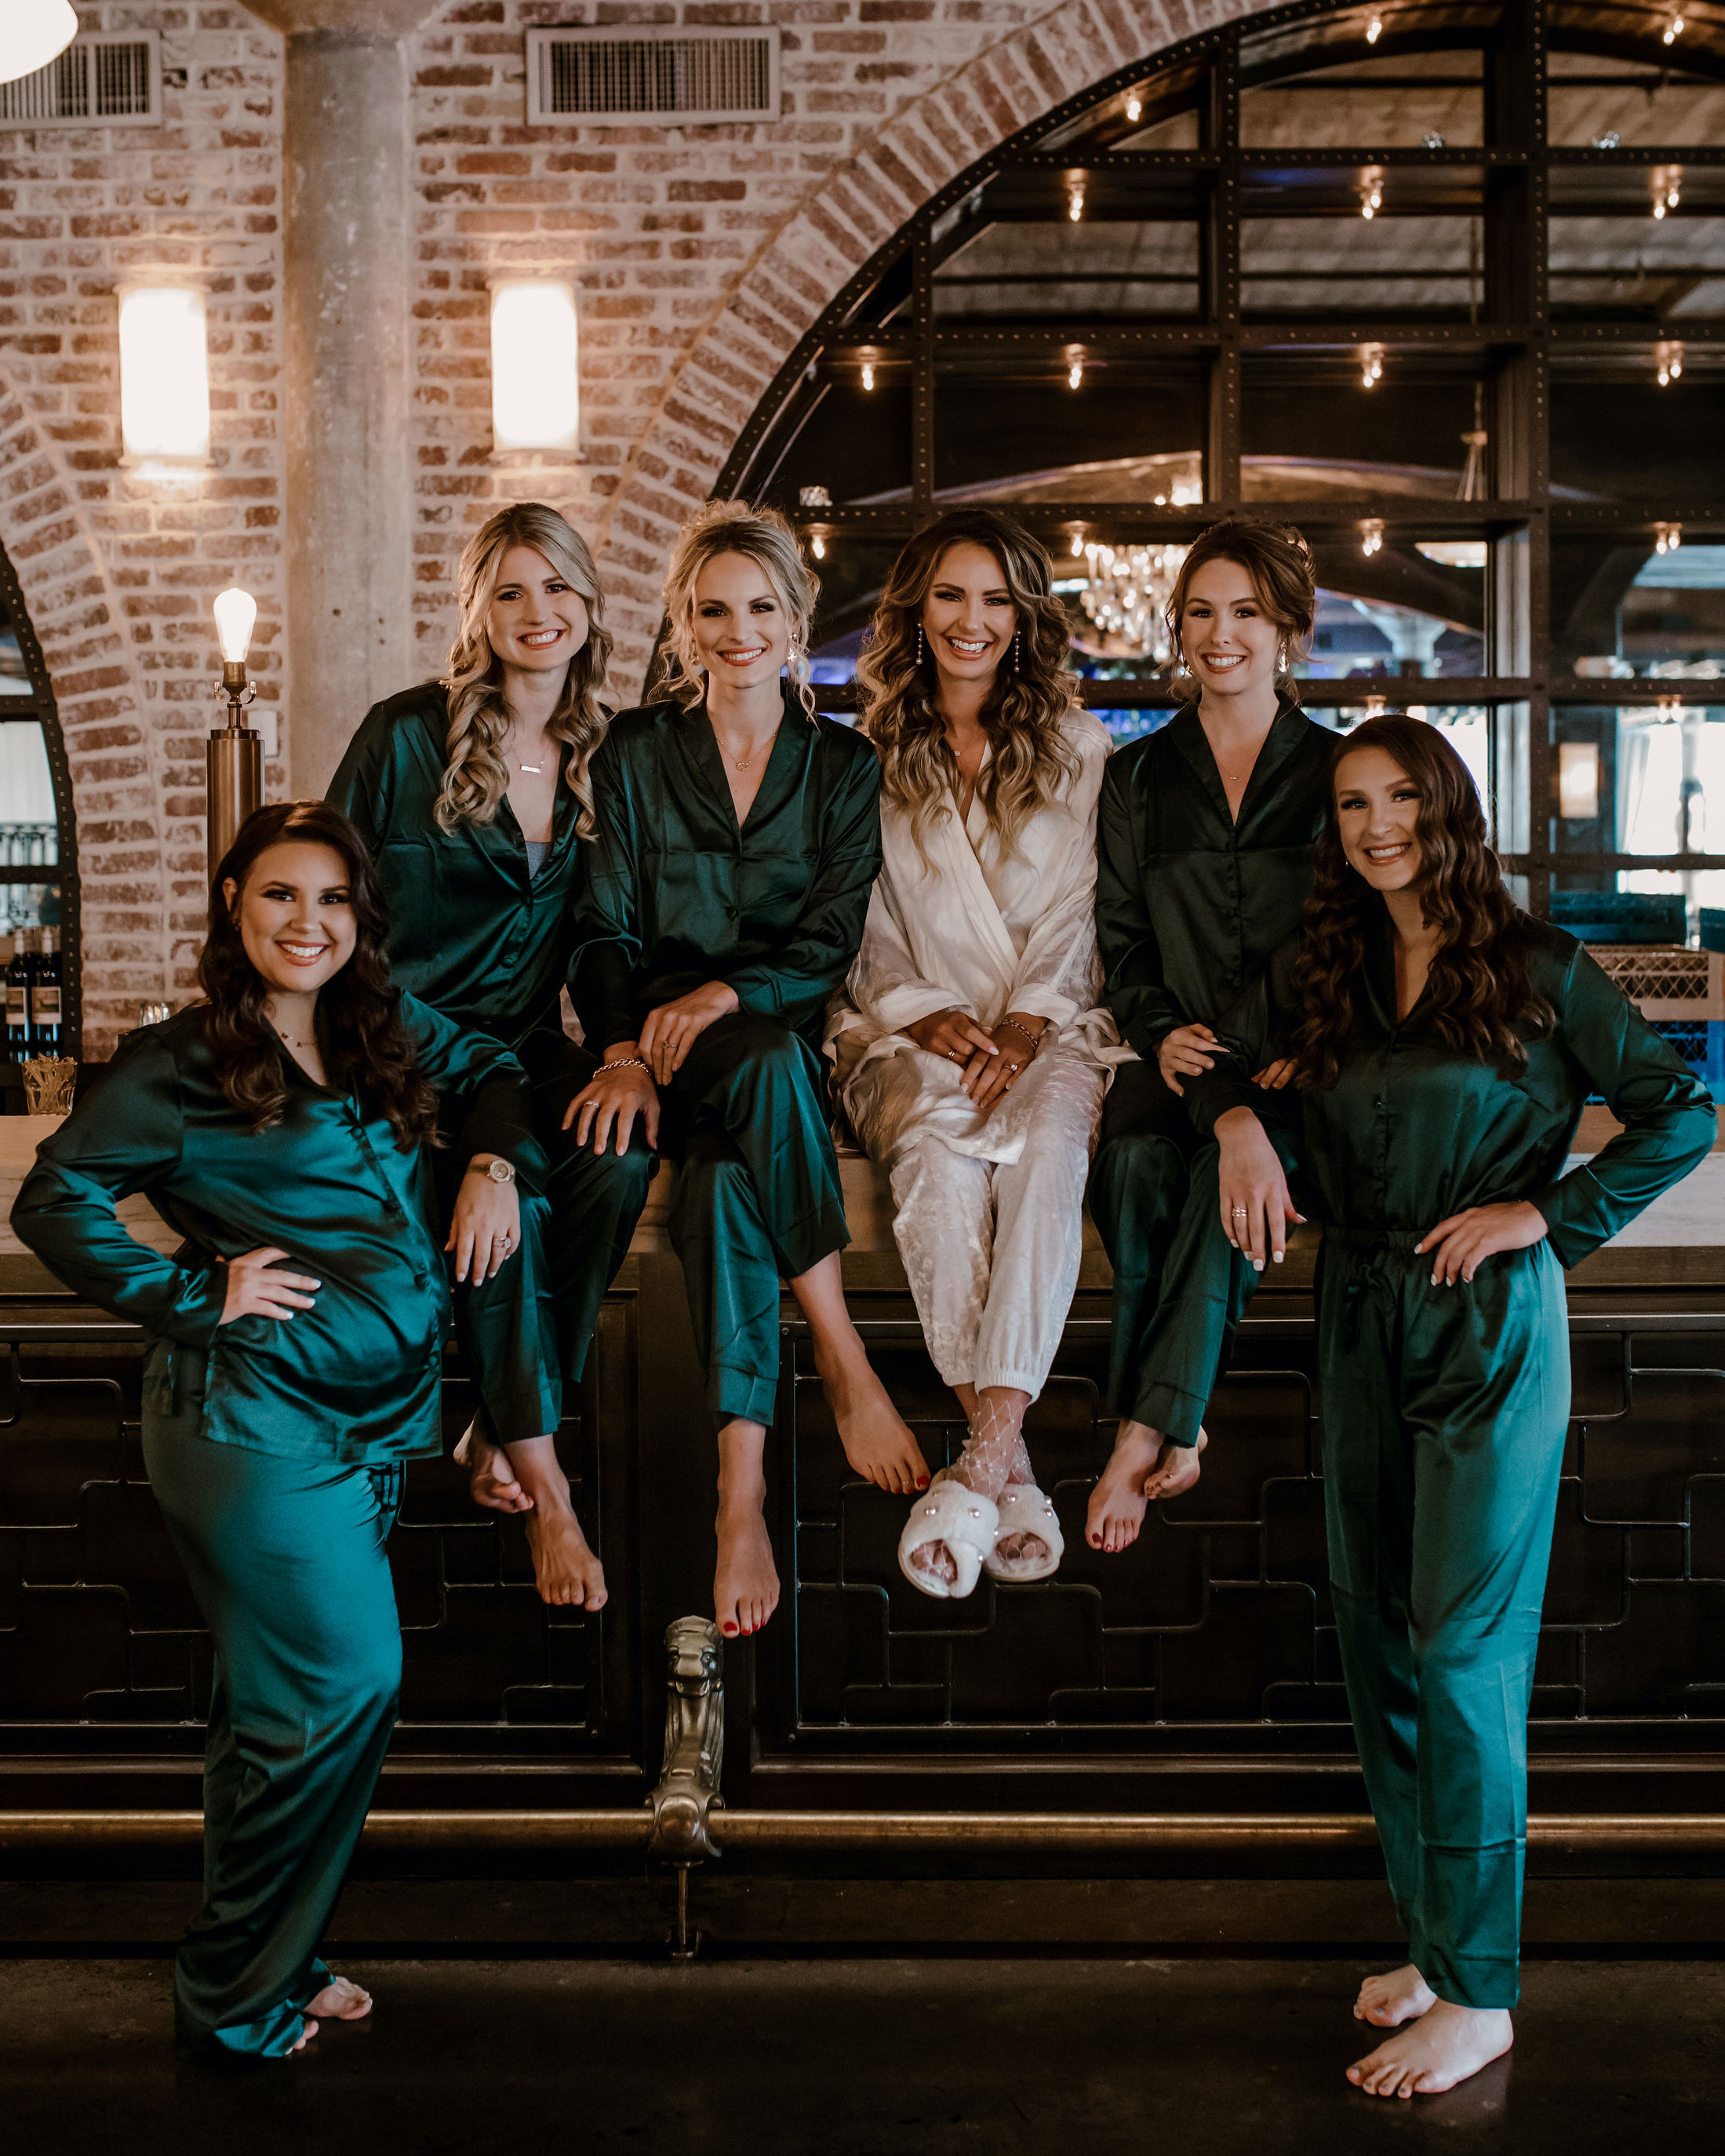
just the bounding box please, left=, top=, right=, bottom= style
left=1558, top=741, right=1600, bottom=821
left=118, top=286, right=211, bottom=464
left=490, top=280, right=580, bottom=451
left=1, top=0, right=77, bottom=84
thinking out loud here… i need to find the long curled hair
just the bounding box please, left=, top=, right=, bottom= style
left=1293, top=714, right=1552, bottom=1087
left=198, top=802, right=441, bottom=1147
left=657, top=500, right=820, bottom=718
left=439, top=502, right=613, bottom=837
left=1166, top=518, right=1316, bottom=705
left=855, top=507, right=1081, bottom=860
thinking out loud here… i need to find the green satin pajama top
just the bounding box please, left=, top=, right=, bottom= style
left=1095, top=698, right=1334, bottom=1058
left=327, top=682, right=583, bottom=1047
left=12, top=998, right=547, bottom=1464
left=570, top=690, right=883, bottom=1053
left=1190, top=912, right=1715, bottom=1263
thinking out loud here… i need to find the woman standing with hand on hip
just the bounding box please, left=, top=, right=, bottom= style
left=1190, top=715, right=1713, bottom=2099
left=329, top=503, right=652, bottom=1609
left=12, top=803, right=554, bottom=2063
left=1087, top=518, right=1332, bottom=1552
left=566, top=500, right=926, bottom=1641
left=832, top=507, right=1116, bottom=1599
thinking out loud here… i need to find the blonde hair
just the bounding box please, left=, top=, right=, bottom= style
left=439, top=502, right=613, bottom=835
left=856, top=507, right=1080, bottom=860
left=657, top=500, right=820, bottom=718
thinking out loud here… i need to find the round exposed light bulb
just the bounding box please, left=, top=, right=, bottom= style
left=1126, top=94, right=1142, bottom=122
left=861, top=361, right=875, bottom=391
left=1366, top=13, right=1383, bottom=43
left=1, top=0, right=78, bottom=87
left=1068, top=358, right=1084, bottom=390
left=213, top=587, right=257, bottom=666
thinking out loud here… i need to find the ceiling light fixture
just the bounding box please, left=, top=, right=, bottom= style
left=1662, top=13, right=1685, bottom=43
left=1652, top=166, right=1681, bottom=220
left=810, top=533, right=827, bottom=560
left=1656, top=340, right=1684, bottom=387
left=1068, top=180, right=1086, bottom=223
left=861, top=360, right=875, bottom=391
left=1068, top=351, right=1085, bottom=391
left=1655, top=522, right=1683, bottom=555
left=1366, top=13, right=1383, bottom=43
left=1126, top=92, right=1143, bottom=122
left=1071, top=529, right=1085, bottom=558
left=1359, top=343, right=1385, bottom=388
left=1360, top=518, right=1385, bottom=557
left=1359, top=165, right=1385, bottom=220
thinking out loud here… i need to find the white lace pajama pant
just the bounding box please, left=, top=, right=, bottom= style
left=887, top=1057, right=1104, bottom=1402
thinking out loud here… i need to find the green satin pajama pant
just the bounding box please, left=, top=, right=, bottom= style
left=143, top=1351, right=403, bottom=2062
left=661, top=1011, right=850, bottom=1429
left=455, top=1027, right=655, bottom=1442
left=1088, top=1060, right=1294, bottom=1445
left=1318, top=1231, right=1570, bottom=2011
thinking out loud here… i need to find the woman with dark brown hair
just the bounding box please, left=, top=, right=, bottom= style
left=1087, top=518, right=1332, bottom=1551
left=832, top=507, right=1117, bottom=1596
left=1190, top=714, right=1712, bottom=2098
left=13, top=802, right=553, bottom=2064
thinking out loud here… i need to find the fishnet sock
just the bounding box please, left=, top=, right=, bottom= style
left=912, top=1394, right=1045, bottom=1576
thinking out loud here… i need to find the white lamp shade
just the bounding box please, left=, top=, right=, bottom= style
left=213, top=587, right=257, bottom=666
left=1, top=0, right=78, bottom=88
left=491, top=281, right=580, bottom=451
left=118, top=287, right=211, bottom=462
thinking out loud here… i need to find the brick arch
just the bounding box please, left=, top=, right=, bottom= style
left=593, top=0, right=1268, bottom=692
left=0, top=373, right=171, bottom=1050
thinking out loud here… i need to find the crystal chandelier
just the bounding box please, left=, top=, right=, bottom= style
left=1078, top=542, right=1188, bottom=664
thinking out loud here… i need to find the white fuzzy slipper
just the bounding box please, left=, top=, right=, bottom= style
left=983, top=1482, right=1064, bottom=1583
left=897, top=1474, right=999, bottom=1600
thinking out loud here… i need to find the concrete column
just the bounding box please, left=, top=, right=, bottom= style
left=282, top=30, right=413, bottom=796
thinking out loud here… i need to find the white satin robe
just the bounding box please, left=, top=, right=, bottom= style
left=830, top=708, right=1120, bottom=1399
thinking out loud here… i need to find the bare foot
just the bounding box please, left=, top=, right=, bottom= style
left=1356, top=1963, right=1439, bottom=2029
left=815, top=1346, right=930, bottom=1496
left=453, top=1420, right=530, bottom=1514
left=715, top=1463, right=780, bottom=1639
left=1348, top=2001, right=1513, bottom=2099
left=291, top=1974, right=372, bottom=2051
left=524, top=1500, right=608, bottom=1609
left=1086, top=1426, right=1206, bottom=1552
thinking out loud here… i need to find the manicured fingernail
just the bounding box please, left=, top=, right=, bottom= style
left=1253, top=1259, right=1264, bottom=1272
left=1272, top=1252, right=1283, bottom=1263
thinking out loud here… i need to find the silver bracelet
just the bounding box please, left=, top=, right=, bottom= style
left=600, top=1054, right=650, bottom=1074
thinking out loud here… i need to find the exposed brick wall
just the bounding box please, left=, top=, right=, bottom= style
left=0, top=3, right=286, bottom=1049
left=408, top=0, right=1247, bottom=695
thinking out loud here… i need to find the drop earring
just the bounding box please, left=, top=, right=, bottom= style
left=916, top=624, right=925, bottom=664
left=1012, top=631, right=1021, bottom=669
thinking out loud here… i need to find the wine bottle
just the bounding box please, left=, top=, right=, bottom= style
left=31, top=926, right=62, bottom=1053
left=6, top=929, right=32, bottom=1060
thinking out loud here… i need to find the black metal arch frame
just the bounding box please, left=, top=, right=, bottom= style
left=0, top=540, right=82, bottom=1056
left=718, top=0, right=1725, bottom=918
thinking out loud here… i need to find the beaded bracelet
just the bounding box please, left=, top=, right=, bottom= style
left=995, top=1019, right=1039, bottom=1057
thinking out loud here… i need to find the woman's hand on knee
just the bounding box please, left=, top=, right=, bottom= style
left=1216, top=1106, right=1304, bottom=1271
left=566, top=1050, right=661, bottom=1154
left=638, top=983, right=739, bottom=1084
left=447, top=1160, right=522, bottom=1285
left=966, top=1013, right=1046, bottom=1112
left=1156, top=1023, right=1219, bottom=1097
left=219, top=1245, right=319, bottom=1325
left=904, top=1007, right=998, bottom=1074
left=1417, top=1200, right=1548, bottom=1285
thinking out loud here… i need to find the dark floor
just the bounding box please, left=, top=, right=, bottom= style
left=7, top=1955, right=1724, bottom=2154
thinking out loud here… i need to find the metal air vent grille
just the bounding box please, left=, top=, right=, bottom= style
left=524, top=27, right=779, bottom=128
left=0, top=33, right=160, bottom=130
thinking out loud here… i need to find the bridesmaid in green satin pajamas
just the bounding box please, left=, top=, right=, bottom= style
left=1086, top=518, right=1330, bottom=1555
left=329, top=502, right=650, bottom=1609
left=567, top=501, right=929, bottom=1641
left=1191, top=716, right=1713, bottom=2100
left=13, top=805, right=552, bottom=2064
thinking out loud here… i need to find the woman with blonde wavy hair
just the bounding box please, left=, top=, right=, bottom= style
left=329, top=501, right=653, bottom=1612
left=830, top=507, right=1118, bottom=1599
left=566, top=499, right=927, bottom=1642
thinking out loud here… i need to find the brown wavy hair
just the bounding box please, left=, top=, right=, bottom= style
left=1293, top=714, right=1552, bottom=1087
left=439, top=502, right=613, bottom=838
left=1166, top=518, right=1316, bottom=704
left=198, top=802, right=441, bottom=1147
left=855, top=507, right=1080, bottom=859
